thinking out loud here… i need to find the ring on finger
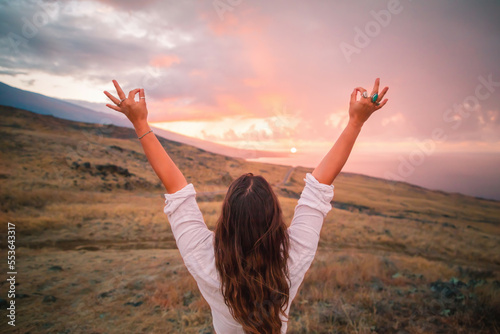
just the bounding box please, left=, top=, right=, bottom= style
left=362, top=91, right=368, bottom=98
left=118, top=98, right=126, bottom=106
left=371, top=93, right=379, bottom=103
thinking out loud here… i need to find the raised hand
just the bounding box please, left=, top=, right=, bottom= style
left=102, top=80, right=187, bottom=193
left=348, top=78, right=389, bottom=128
left=104, top=80, right=148, bottom=126
left=311, top=78, right=389, bottom=185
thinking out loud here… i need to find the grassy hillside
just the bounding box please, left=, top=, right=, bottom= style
left=0, top=105, right=499, bottom=333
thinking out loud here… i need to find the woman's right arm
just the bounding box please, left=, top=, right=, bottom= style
left=312, top=78, right=389, bottom=185
left=104, top=80, right=188, bottom=194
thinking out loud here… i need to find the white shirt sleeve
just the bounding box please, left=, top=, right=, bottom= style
left=287, top=172, right=334, bottom=278
left=163, top=183, right=212, bottom=259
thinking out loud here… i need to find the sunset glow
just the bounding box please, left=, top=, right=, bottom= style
left=0, top=0, right=499, bottom=199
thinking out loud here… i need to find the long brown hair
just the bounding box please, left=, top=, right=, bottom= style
left=214, top=173, right=290, bottom=333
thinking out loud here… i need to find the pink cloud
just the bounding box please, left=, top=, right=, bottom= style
left=150, top=55, right=180, bottom=68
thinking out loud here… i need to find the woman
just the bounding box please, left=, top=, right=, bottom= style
left=104, top=78, right=389, bottom=333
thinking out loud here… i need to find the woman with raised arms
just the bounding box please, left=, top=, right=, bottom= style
left=104, top=78, right=389, bottom=333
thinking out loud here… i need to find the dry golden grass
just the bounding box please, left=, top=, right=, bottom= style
left=1, top=106, right=499, bottom=333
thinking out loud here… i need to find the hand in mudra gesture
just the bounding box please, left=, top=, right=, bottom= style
left=349, top=78, right=389, bottom=128
left=104, top=80, right=148, bottom=126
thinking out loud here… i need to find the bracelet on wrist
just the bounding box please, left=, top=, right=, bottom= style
left=138, top=129, right=153, bottom=139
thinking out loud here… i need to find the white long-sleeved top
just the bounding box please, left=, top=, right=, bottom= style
left=163, top=173, right=334, bottom=333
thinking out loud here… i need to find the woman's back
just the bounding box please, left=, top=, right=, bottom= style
left=163, top=173, right=334, bottom=333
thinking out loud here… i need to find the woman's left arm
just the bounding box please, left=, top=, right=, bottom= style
left=104, top=80, right=187, bottom=194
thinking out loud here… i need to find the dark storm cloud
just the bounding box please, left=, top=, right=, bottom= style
left=0, top=0, right=252, bottom=105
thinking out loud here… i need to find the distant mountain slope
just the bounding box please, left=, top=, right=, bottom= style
left=0, top=81, right=131, bottom=127
left=0, top=81, right=285, bottom=159
left=1, top=105, right=498, bottom=228
left=0, top=105, right=293, bottom=196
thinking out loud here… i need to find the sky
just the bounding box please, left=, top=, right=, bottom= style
left=0, top=0, right=499, bottom=199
